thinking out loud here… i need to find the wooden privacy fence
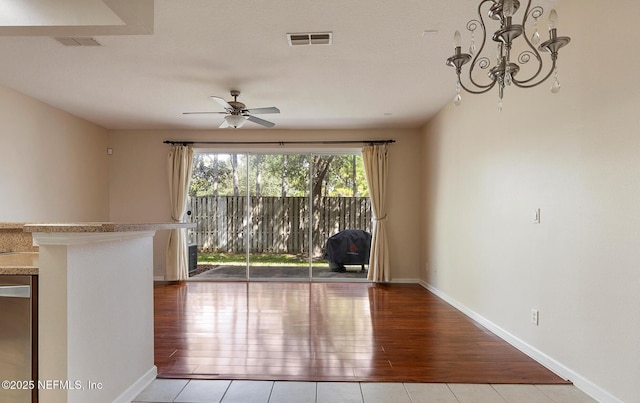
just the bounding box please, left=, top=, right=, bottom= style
left=188, top=196, right=372, bottom=255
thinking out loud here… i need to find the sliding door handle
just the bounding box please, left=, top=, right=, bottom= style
left=0, top=285, right=31, bottom=298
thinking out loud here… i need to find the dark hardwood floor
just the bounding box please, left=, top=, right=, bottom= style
left=153, top=282, right=569, bottom=384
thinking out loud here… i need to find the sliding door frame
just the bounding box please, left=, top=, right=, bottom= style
left=193, top=147, right=371, bottom=283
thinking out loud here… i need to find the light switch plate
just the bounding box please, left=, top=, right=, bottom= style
left=533, top=208, right=541, bottom=224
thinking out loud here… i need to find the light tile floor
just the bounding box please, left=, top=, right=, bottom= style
left=132, top=379, right=598, bottom=403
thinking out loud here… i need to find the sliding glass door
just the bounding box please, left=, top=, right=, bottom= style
left=189, top=153, right=248, bottom=280
left=247, top=154, right=310, bottom=281
left=311, top=154, right=372, bottom=281
left=188, top=151, right=371, bottom=282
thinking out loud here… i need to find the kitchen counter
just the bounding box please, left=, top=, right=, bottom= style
left=24, top=222, right=195, bottom=233
left=0, top=222, right=26, bottom=230
left=0, top=222, right=38, bottom=254
left=1, top=221, right=196, bottom=401
left=28, top=221, right=194, bottom=403
left=0, top=223, right=195, bottom=277
left=0, top=252, right=39, bottom=275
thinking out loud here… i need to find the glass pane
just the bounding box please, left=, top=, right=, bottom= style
left=248, top=154, right=310, bottom=281
left=312, top=154, right=372, bottom=281
left=188, top=153, right=248, bottom=280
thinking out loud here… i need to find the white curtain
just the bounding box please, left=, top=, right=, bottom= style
left=362, top=144, right=390, bottom=282
left=166, top=145, right=194, bottom=281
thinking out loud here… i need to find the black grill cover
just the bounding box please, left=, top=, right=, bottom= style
left=323, top=229, right=372, bottom=269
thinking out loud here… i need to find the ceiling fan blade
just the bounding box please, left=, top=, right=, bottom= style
left=211, top=96, right=234, bottom=112
left=246, top=115, right=276, bottom=128
left=219, top=119, right=230, bottom=128
left=245, top=106, right=280, bottom=115
left=183, top=111, right=226, bottom=115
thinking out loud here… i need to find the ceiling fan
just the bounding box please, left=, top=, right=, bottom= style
left=183, top=90, right=280, bottom=128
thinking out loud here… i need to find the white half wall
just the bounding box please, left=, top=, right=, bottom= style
left=35, top=231, right=156, bottom=403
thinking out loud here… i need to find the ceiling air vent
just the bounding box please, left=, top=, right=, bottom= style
left=54, top=37, right=101, bottom=46
left=287, top=32, right=332, bottom=46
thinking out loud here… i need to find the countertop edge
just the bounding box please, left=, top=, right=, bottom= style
left=0, top=252, right=39, bottom=275
left=23, top=222, right=196, bottom=233
left=0, top=267, right=39, bottom=275
left=0, top=222, right=28, bottom=230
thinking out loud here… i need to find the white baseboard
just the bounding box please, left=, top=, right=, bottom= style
left=389, top=277, right=421, bottom=284
left=113, top=366, right=158, bottom=403
left=153, top=276, right=165, bottom=282
left=418, top=280, right=622, bottom=403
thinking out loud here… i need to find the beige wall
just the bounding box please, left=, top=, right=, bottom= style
left=421, top=1, right=639, bottom=401
left=108, top=128, right=422, bottom=279
left=0, top=84, right=109, bottom=222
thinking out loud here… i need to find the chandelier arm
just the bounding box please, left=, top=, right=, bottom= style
left=466, top=23, right=494, bottom=90
left=512, top=50, right=544, bottom=85
left=466, top=0, right=496, bottom=89
left=459, top=77, right=497, bottom=95
left=521, top=0, right=533, bottom=26
left=511, top=2, right=547, bottom=85
left=513, top=57, right=556, bottom=88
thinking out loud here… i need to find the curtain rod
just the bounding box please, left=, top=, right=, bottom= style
left=163, top=139, right=395, bottom=146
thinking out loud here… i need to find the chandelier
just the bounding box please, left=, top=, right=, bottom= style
left=446, top=0, right=571, bottom=111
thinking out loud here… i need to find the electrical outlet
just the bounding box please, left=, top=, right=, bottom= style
left=531, top=309, right=539, bottom=325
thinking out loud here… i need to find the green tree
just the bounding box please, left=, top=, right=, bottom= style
left=320, top=155, right=369, bottom=197
left=231, top=154, right=239, bottom=196
left=191, top=152, right=368, bottom=197
left=190, top=154, right=233, bottom=196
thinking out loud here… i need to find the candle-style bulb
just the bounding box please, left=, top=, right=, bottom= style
left=548, top=9, right=558, bottom=30
left=454, top=30, right=461, bottom=48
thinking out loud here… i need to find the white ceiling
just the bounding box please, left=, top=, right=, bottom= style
left=0, top=0, right=557, bottom=131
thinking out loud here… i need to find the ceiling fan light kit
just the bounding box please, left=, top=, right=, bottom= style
left=224, top=114, right=247, bottom=129
left=183, top=90, right=280, bottom=129
left=446, top=0, right=571, bottom=111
